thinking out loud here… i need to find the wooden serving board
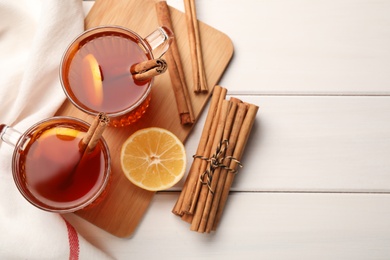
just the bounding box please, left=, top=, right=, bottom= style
left=58, top=0, right=233, bottom=237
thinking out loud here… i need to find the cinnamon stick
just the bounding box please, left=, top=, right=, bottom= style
left=205, top=102, right=246, bottom=232
left=131, top=58, right=168, bottom=81
left=172, top=85, right=258, bottom=233
left=172, top=166, right=189, bottom=216
left=183, top=0, right=208, bottom=93
left=155, top=0, right=195, bottom=125
left=212, top=103, right=259, bottom=231
left=80, top=112, right=109, bottom=153
left=190, top=100, right=230, bottom=231
left=198, top=101, right=233, bottom=233
left=188, top=88, right=226, bottom=214
left=80, top=114, right=100, bottom=151
left=198, top=100, right=239, bottom=232
left=181, top=212, right=193, bottom=224
left=174, top=85, right=226, bottom=215
left=87, top=117, right=109, bottom=152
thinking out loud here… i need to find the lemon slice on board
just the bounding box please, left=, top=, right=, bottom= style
left=120, top=127, right=186, bottom=191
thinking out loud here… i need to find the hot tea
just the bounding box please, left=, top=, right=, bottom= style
left=9, top=118, right=111, bottom=212
left=65, top=32, right=150, bottom=114
left=60, top=26, right=173, bottom=127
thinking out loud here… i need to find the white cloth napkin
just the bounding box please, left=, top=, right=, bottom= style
left=0, top=0, right=111, bottom=259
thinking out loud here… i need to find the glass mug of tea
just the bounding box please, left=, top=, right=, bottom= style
left=0, top=117, right=111, bottom=213
left=60, top=26, right=173, bottom=127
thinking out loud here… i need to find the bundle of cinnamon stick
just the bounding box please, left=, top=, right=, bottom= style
left=172, top=85, right=258, bottom=233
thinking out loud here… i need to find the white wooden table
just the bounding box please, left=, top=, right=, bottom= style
left=68, top=1, right=390, bottom=258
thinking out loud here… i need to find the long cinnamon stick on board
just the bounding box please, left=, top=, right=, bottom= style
left=155, top=0, right=195, bottom=125
left=183, top=0, right=208, bottom=93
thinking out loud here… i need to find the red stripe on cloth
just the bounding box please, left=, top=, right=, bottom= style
left=63, top=218, right=80, bottom=260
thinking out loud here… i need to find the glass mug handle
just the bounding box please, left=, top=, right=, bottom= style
left=144, top=26, right=173, bottom=58
left=0, top=124, right=21, bottom=147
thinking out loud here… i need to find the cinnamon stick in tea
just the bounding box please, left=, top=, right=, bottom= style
left=80, top=113, right=109, bottom=153
left=183, top=0, right=208, bottom=93
left=131, top=58, right=168, bottom=82
left=87, top=118, right=109, bottom=152
left=155, top=0, right=195, bottom=125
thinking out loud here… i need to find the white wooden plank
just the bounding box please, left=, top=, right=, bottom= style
left=169, top=0, right=390, bottom=94
left=66, top=192, right=390, bottom=259
left=179, top=95, right=390, bottom=192
left=77, top=3, right=390, bottom=260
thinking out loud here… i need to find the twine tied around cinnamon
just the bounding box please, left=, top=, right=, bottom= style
left=193, top=139, right=243, bottom=194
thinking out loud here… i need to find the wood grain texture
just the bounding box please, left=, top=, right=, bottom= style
left=57, top=0, right=233, bottom=237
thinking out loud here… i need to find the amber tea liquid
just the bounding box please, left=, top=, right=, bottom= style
left=13, top=123, right=108, bottom=210
left=65, top=31, right=151, bottom=115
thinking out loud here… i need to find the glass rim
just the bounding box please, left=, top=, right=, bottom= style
left=12, top=116, right=111, bottom=213
left=59, top=25, right=154, bottom=118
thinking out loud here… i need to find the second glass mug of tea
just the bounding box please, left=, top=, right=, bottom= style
left=0, top=116, right=111, bottom=213
left=60, top=25, right=173, bottom=127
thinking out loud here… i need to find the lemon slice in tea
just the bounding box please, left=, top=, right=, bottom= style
left=39, top=127, right=81, bottom=141
left=82, top=53, right=103, bottom=106
left=120, top=127, right=186, bottom=191
left=36, top=127, right=83, bottom=163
